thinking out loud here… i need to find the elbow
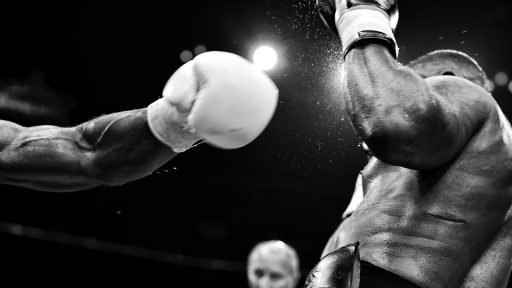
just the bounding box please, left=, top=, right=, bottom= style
left=355, top=103, right=441, bottom=167
left=358, top=120, right=418, bottom=166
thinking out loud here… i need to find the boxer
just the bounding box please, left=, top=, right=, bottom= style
left=307, top=1, right=512, bottom=287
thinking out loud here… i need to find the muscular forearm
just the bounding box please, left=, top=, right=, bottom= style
left=78, top=108, right=176, bottom=186
left=0, top=109, right=176, bottom=191
left=344, top=44, right=436, bottom=120
left=344, top=44, right=437, bottom=134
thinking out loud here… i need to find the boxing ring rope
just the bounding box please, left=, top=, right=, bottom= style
left=0, top=220, right=245, bottom=272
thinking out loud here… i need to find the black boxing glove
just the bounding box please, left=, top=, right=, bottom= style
left=304, top=242, right=360, bottom=288
left=316, top=0, right=399, bottom=58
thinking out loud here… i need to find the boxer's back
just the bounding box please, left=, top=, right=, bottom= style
left=328, top=103, right=512, bottom=287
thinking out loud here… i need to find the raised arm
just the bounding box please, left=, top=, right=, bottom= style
left=0, top=109, right=176, bottom=192
left=317, top=0, right=493, bottom=170
left=343, top=44, right=492, bottom=169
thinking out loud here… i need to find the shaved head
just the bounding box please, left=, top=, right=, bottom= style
left=247, top=240, right=300, bottom=288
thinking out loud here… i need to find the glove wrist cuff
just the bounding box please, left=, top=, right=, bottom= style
left=337, top=7, right=398, bottom=59
left=147, top=98, right=198, bottom=153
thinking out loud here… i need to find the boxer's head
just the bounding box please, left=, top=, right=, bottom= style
left=406, top=49, right=492, bottom=92
left=247, top=240, right=300, bottom=288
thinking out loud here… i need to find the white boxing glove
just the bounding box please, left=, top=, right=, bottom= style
left=147, top=51, right=279, bottom=152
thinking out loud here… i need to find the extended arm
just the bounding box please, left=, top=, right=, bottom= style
left=0, top=51, right=279, bottom=192
left=0, top=109, right=176, bottom=192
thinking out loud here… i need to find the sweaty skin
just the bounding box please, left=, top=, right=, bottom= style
left=0, top=109, right=177, bottom=191
left=322, top=44, right=512, bottom=288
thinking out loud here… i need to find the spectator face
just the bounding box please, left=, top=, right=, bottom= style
left=248, top=249, right=297, bottom=288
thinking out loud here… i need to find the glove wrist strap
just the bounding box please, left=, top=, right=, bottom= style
left=147, top=98, right=198, bottom=153
left=337, top=7, right=398, bottom=59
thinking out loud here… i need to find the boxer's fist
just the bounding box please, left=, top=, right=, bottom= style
left=316, top=0, right=399, bottom=58
left=147, top=51, right=279, bottom=152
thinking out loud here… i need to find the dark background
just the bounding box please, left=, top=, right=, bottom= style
left=0, top=0, right=511, bottom=286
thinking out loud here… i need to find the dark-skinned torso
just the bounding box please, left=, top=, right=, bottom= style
left=323, top=44, right=512, bottom=288
left=325, top=103, right=512, bottom=287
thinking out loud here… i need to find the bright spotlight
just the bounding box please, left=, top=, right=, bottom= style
left=252, top=46, right=278, bottom=71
